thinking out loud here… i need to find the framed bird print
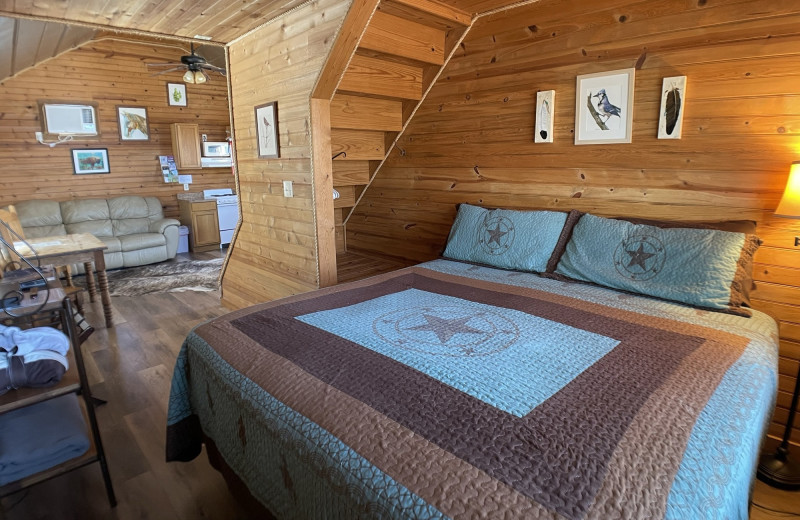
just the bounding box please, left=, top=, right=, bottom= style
left=534, top=90, right=555, bottom=143
left=574, top=68, right=635, bottom=145
left=116, top=106, right=150, bottom=141
left=658, top=76, right=687, bottom=139
left=255, top=101, right=280, bottom=158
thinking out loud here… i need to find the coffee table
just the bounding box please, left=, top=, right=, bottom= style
left=13, top=233, right=112, bottom=328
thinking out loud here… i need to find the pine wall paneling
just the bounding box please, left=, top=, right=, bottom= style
left=0, top=37, right=234, bottom=219
left=347, top=0, right=800, bottom=443
left=222, top=0, right=352, bottom=309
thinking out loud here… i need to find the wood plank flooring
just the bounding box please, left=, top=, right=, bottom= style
left=0, top=250, right=797, bottom=519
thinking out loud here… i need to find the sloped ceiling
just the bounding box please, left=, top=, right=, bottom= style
left=0, top=16, right=95, bottom=83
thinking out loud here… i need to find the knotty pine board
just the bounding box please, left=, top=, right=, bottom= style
left=348, top=0, right=800, bottom=443
left=0, top=38, right=234, bottom=220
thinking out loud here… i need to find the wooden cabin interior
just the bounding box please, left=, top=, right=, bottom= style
left=1, top=0, right=800, bottom=516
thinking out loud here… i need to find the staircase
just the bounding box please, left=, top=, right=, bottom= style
left=326, top=0, right=471, bottom=256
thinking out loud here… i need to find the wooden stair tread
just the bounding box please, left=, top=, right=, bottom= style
left=331, top=94, right=403, bottom=131
left=339, top=54, right=423, bottom=100
left=360, top=11, right=445, bottom=65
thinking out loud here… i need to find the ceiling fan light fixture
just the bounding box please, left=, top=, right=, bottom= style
left=182, top=69, right=195, bottom=83
left=194, top=71, right=207, bottom=84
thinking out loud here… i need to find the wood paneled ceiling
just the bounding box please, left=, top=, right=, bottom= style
left=0, top=0, right=310, bottom=44
left=0, top=16, right=95, bottom=83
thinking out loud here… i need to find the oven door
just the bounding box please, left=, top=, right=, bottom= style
left=216, top=202, right=239, bottom=245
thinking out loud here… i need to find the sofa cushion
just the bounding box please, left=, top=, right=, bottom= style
left=108, top=196, right=161, bottom=236
left=118, top=233, right=166, bottom=252
left=61, top=199, right=113, bottom=237
left=13, top=201, right=66, bottom=238
left=99, top=236, right=122, bottom=254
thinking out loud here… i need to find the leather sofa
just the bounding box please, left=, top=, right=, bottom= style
left=9, top=196, right=180, bottom=272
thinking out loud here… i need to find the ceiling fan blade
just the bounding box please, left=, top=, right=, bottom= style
left=150, top=67, right=183, bottom=76
left=201, top=64, right=227, bottom=74
left=147, top=62, right=183, bottom=67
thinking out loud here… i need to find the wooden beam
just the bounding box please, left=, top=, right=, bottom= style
left=383, top=0, right=471, bottom=26
left=331, top=128, right=385, bottom=159
left=338, top=54, right=423, bottom=100
left=310, top=98, right=338, bottom=288
left=360, top=11, right=445, bottom=65
left=333, top=160, right=371, bottom=185
left=312, top=0, right=381, bottom=100
left=330, top=94, right=403, bottom=131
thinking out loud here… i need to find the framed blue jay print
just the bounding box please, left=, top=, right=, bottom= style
left=574, top=68, right=635, bottom=145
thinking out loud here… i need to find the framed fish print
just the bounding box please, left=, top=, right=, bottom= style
left=534, top=90, right=555, bottom=143
left=574, top=68, right=635, bottom=145
left=658, top=76, right=687, bottom=139
left=116, top=106, right=150, bottom=141
left=255, top=101, right=280, bottom=158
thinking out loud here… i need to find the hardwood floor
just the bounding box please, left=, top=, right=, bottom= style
left=0, top=250, right=798, bottom=519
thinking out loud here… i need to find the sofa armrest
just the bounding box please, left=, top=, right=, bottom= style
left=150, top=218, right=180, bottom=235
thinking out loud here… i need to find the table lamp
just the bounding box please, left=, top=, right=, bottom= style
left=758, top=160, right=800, bottom=489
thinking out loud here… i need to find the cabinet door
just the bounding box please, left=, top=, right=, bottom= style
left=171, top=123, right=201, bottom=168
left=192, top=210, right=221, bottom=248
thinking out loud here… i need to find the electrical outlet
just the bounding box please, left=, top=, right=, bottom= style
left=283, top=180, right=293, bottom=198
left=184, top=183, right=190, bottom=191
left=35, top=131, right=43, bottom=141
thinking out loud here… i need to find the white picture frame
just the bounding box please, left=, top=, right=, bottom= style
left=167, top=83, right=188, bottom=107
left=72, top=148, right=110, bottom=174
left=574, top=68, right=635, bottom=145
left=116, top=106, right=150, bottom=141
left=657, top=76, right=687, bottom=139
left=534, top=90, right=555, bottom=143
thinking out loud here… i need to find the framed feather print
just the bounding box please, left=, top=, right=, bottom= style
left=534, top=90, right=555, bottom=143
left=658, top=76, right=687, bottom=139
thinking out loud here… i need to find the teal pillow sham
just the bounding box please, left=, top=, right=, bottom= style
left=442, top=204, right=568, bottom=273
left=554, top=214, right=761, bottom=316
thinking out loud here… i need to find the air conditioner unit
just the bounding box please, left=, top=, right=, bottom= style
left=42, top=104, right=97, bottom=135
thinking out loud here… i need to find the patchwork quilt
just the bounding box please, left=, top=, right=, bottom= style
left=167, top=259, right=778, bottom=520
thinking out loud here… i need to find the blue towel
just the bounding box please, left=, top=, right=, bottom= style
left=0, top=325, right=69, bottom=357
left=0, top=394, right=90, bottom=485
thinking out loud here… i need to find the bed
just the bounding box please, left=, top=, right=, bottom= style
left=166, top=255, right=778, bottom=519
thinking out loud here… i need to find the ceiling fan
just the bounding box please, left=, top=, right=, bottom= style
left=147, top=43, right=226, bottom=84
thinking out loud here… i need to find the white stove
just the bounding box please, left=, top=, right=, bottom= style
left=203, top=188, right=238, bottom=246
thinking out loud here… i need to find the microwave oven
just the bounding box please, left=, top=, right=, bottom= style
left=202, top=141, right=231, bottom=157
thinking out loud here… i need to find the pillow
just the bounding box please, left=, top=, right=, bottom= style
left=554, top=213, right=761, bottom=316
left=442, top=204, right=568, bottom=273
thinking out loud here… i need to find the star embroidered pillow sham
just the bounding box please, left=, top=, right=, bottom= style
left=554, top=213, right=761, bottom=316
left=442, top=204, right=568, bottom=273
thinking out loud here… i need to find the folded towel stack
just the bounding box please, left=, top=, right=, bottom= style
left=0, top=393, right=90, bottom=485
left=0, top=324, right=70, bottom=395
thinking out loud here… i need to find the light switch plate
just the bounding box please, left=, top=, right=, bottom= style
left=283, top=180, right=293, bottom=198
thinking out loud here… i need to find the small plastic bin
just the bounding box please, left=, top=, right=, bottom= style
left=177, top=225, right=190, bottom=254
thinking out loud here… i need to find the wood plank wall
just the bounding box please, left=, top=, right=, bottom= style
left=221, top=0, right=352, bottom=309
left=348, top=0, right=800, bottom=444
left=0, top=37, right=234, bottom=218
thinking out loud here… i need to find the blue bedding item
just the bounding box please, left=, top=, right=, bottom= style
left=442, top=203, right=568, bottom=272
left=555, top=213, right=761, bottom=315
left=0, top=394, right=89, bottom=485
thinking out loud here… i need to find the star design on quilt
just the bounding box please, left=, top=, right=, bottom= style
left=625, top=243, right=656, bottom=271
left=405, top=313, right=484, bottom=344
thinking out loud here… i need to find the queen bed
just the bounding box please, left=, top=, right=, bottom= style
left=166, top=207, right=778, bottom=519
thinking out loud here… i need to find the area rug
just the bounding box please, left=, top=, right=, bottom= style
left=78, top=258, right=223, bottom=297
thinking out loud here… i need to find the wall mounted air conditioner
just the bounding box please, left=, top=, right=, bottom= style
left=39, top=102, right=98, bottom=136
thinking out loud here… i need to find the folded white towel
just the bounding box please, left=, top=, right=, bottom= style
left=0, top=325, right=69, bottom=357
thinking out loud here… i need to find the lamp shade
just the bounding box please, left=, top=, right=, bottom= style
left=775, top=161, right=800, bottom=218
left=183, top=70, right=195, bottom=83
left=194, top=71, right=207, bottom=84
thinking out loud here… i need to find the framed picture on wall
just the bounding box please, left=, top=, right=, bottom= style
left=72, top=148, right=110, bottom=174
left=117, top=106, right=150, bottom=141
left=657, top=76, right=687, bottom=139
left=534, top=90, right=555, bottom=143
left=255, top=101, right=280, bottom=158
left=167, top=83, right=188, bottom=107
left=574, top=68, right=635, bottom=145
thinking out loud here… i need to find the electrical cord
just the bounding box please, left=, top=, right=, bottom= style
left=752, top=501, right=800, bottom=517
